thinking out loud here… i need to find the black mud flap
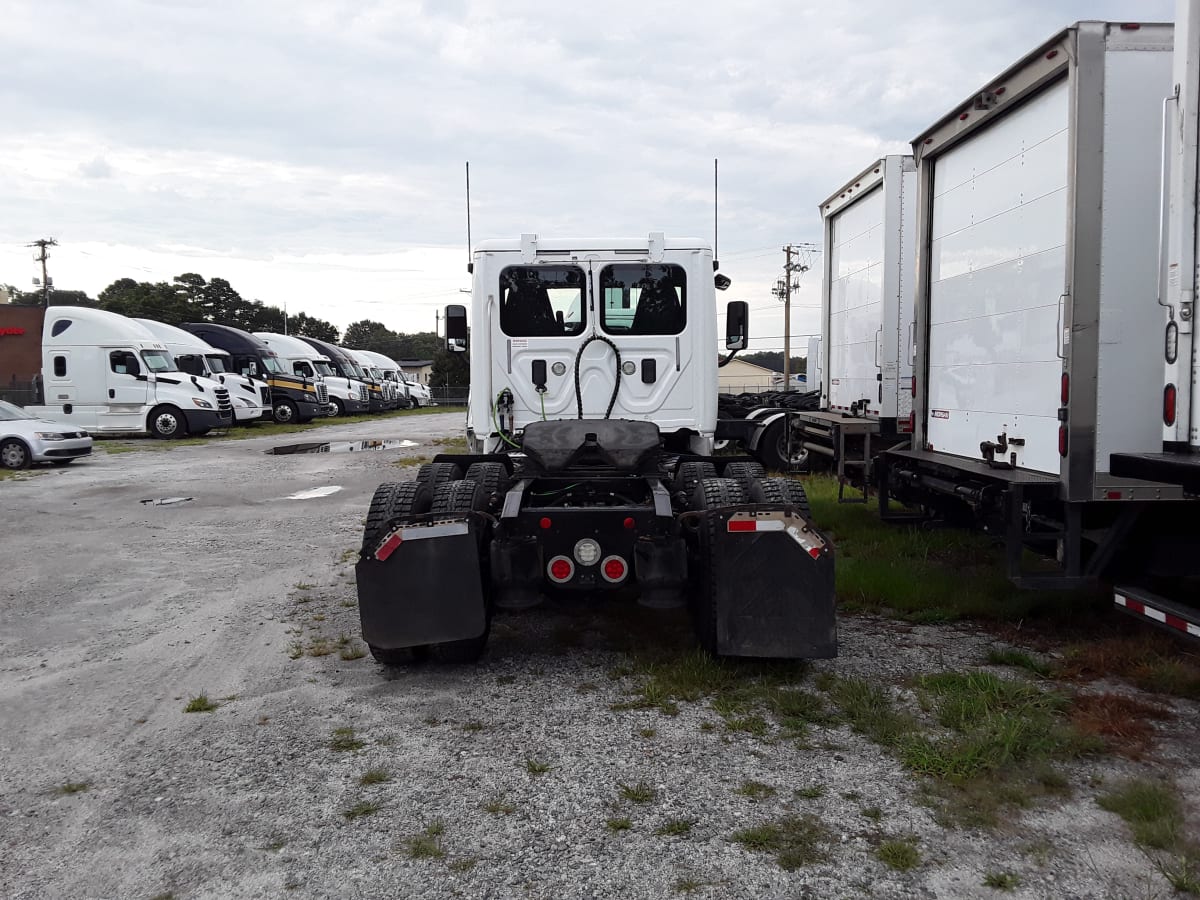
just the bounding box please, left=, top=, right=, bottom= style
left=355, top=516, right=487, bottom=650
left=703, top=507, right=836, bottom=659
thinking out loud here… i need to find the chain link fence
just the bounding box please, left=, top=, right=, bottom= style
left=1, top=378, right=41, bottom=407
left=428, top=386, right=469, bottom=407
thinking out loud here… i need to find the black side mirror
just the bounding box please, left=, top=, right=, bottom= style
left=725, top=301, right=748, bottom=351
left=445, top=304, right=468, bottom=352
left=714, top=273, right=732, bottom=291
left=126, top=353, right=141, bottom=376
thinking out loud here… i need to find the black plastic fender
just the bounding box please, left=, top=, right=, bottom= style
left=355, top=514, right=488, bottom=650
left=697, top=506, right=836, bottom=659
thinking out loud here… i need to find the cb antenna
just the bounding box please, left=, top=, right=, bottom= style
left=713, top=158, right=719, bottom=267
left=465, top=161, right=473, bottom=273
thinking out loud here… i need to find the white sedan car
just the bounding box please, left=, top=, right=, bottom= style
left=0, top=400, right=93, bottom=469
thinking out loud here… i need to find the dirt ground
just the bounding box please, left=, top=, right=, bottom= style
left=1, top=411, right=1197, bottom=900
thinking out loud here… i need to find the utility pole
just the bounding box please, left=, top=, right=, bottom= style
left=435, top=309, right=441, bottom=337
left=283, top=301, right=288, bottom=335
left=773, top=243, right=818, bottom=390
left=27, top=238, right=58, bottom=306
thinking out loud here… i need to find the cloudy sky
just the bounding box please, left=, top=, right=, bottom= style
left=0, top=0, right=1175, bottom=350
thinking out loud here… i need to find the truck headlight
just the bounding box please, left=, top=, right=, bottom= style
left=192, top=398, right=213, bottom=409
left=34, top=432, right=66, bottom=441
left=305, top=393, right=316, bottom=401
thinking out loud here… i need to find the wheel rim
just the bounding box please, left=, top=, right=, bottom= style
left=155, top=413, right=181, bottom=436
left=1, top=442, right=26, bottom=467
left=275, top=403, right=294, bottom=423
left=775, top=429, right=808, bottom=466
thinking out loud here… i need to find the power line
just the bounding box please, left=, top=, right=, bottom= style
left=26, top=238, right=58, bottom=306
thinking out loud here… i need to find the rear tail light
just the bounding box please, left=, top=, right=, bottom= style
left=1059, top=425, right=1068, bottom=457
left=1061, top=373, right=1070, bottom=404
left=1164, top=384, right=1177, bottom=426
left=911, top=376, right=916, bottom=397
left=904, top=411, right=915, bottom=433
left=601, top=556, right=628, bottom=583
left=548, top=556, right=574, bottom=584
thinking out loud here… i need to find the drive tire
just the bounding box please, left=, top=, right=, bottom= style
left=148, top=405, right=188, bottom=439
left=688, top=477, right=747, bottom=655
left=748, top=477, right=812, bottom=519
left=756, top=417, right=807, bottom=472
left=273, top=398, right=299, bottom=425
left=418, top=461, right=464, bottom=492
left=329, top=398, right=344, bottom=417
left=360, top=480, right=434, bottom=553
left=674, top=460, right=717, bottom=495
left=427, top=478, right=491, bottom=663
left=464, top=462, right=510, bottom=506
left=1, top=438, right=31, bottom=469
left=722, top=461, right=766, bottom=491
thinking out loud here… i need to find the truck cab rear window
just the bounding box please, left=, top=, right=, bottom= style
left=600, top=265, right=686, bottom=335
left=499, top=266, right=586, bottom=337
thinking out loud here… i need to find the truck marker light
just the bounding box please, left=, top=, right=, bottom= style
left=1107, top=491, right=1123, bottom=500
left=548, top=556, right=574, bottom=583
left=1046, top=50, right=1059, bottom=60
left=910, top=376, right=916, bottom=397
left=1166, top=321, right=1178, bottom=363
left=1059, top=425, right=1068, bottom=457
left=1061, top=373, right=1070, bottom=404
left=994, top=86, right=1006, bottom=95
left=601, top=556, right=628, bottom=583
left=1164, top=385, right=1177, bottom=426
left=808, top=548, right=822, bottom=559
left=539, top=517, right=552, bottom=530
left=623, top=517, right=636, bottom=530
left=1119, top=23, right=1141, bottom=30
left=959, top=112, right=969, bottom=121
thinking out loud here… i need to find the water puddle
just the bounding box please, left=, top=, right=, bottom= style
left=267, top=439, right=419, bottom=455
left=140, top=497, right=194, bottom=506
left=286, top=486, right=343, bottom=500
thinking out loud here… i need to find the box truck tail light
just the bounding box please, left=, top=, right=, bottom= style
left=906, top=412, right=915, bottom=433
left=548, top=556, right=574, bottom=584
left=601, top=556, right=628, bottom=584
left=1164, top=384, right=1177, bottom=426
left=1059, top=425, right=1068, bottom=457
left=910, top=376, right=916, bottom=397
left=1061, top=373, right=1070, bottom=404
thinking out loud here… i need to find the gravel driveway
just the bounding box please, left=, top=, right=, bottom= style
left=1, top=411, right=1197, bottom=899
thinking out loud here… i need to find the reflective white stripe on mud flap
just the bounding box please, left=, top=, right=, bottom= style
left=375, top=521, right=470, bottom=562
left=1115, top=592, right=1200, bottom=638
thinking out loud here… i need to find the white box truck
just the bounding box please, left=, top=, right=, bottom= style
left=255, top=332, right=370, bottom=417
left=135, top=318, right=269, bottom=423
left=788, top=156, right=916, bottom=499
left=0, top=306, right=234, bottom=437
left=880, top=20, right=1200, bottom=600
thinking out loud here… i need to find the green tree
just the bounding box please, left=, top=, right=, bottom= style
left=286, top=311, right=340, bottom=342
left=98, top=279, right=191, bottom=324
left=430, top=346, right=470, bottom=387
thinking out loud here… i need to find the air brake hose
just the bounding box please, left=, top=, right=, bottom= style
left=573, top=334, right=622, bottom=420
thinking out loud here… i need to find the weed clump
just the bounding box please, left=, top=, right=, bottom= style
left=731, top=814, right=832, bottom=870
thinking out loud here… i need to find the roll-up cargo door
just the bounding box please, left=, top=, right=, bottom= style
left=828, top=184, right=884, bottom=415
left=926, top=79, right=1069, bottom=474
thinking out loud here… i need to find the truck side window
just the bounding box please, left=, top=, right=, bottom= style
left=109, top=351, right=140, bottom=376
left=600, top=264, right=686, bottom=335
left=295, top=362, right=313, bottom=378
left=499, top=266, right=586, bottom=337
left=176, top=355, right=202, bottom=376
left=53, top=356, right=67, bottom=377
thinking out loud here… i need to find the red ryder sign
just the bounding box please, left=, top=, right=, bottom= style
left=0, top=327, right=26, bottom=336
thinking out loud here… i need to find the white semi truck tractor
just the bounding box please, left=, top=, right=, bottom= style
left=255, top=332, right=371, bottom=417
left=355, top=234, right=836, bottom=664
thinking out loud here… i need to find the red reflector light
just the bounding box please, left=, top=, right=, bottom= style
left=1107, top=491, right=1123, bottom=500
left=1046, top=50, right=1059, bottom=60
left=1120, top=22, right=1141, bottom=30
left=1061, top=372, right=1070, bottom=404
left=728, top=520, right=756, bottom=532
left=995, top=86, right=1006, bottom=96
left=959, top=112, right=969, bottom=121
left=623, top=517, right=636, bottom=530
left=1164, top=384, right=1177, bottom=426
left=548, top=557, right=573, bottom=582
left=1059, top=425, right=1068, bottom=457
left=539, top=517, right=552, bottom=530
left=910, top=375, right=916, bottom=397
left=907, top=412, right=915, bottom=433
left=808, top=548, right=821, bottom=559
left=602, top=557, right=627, bottom=582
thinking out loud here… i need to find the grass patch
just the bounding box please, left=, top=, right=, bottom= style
left=736, top=780, right=777, bottom=801
left=1068, top=692, right=1170, bottom=757
left=795, top=785, right=825, bottom=800
left=639, top=727, right=657, bottom=738
left=448, top=857, right=477, bottom=872
left=402, top=821, right=447, bottom=860
left=342, top=800, right=381, bottom=820
left=730, top=814, right=832, bottom=870
left=982, top=872, right=1020, bottom=890
left=986, top=647, right=1052, bottom=677
left=1097, top=779, right=1185, bottom=850
left=803, top=475, right=1102, bottom=624
left=359, top=768, right=391, bottom=786
left=183, top=694, right=218, bottom=713
left=461, top=721, right=486, bottom=733
left=674, top=876, right=709, bottom=894
left=819, top=674, right=914, bottom=747
left=877, top=838, right=920, bottom=871
left=339, top=643, right=366, bottom=661
left=524, top=757, right=552, bottom=775
left=861, top=806, right=883, bottom=821
left=1056, top=634, right=1200, bottom=699
left=483, top=796, right=517, bottom=815
left=329, top=726, right=365, bottom=752
left=56, top=781, right=90, bottom=795
left=655, top=818, right=696, bottom=837
left=606, top=816, right=632, bottom=832
left=618, top=781, right=657, bottom=804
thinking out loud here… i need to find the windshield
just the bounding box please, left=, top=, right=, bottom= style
left=348, top=361, right=368, bottom=380
left=313, top=361, right=335, bottom=377
left=261, top=354, right=285, bottom=374
left=499, top=265, right=586, bottom=337
left=0, top=399, right=33, bottom=421
left=205, top=354, right=229, bottom=373
left=141, top=350, right=178, bottom=373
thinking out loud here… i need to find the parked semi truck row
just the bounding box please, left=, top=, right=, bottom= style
left=256, top=332, right=371, bottom=417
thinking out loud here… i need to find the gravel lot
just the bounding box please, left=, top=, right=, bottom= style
left=1, top=410, right=1197, bottom=899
